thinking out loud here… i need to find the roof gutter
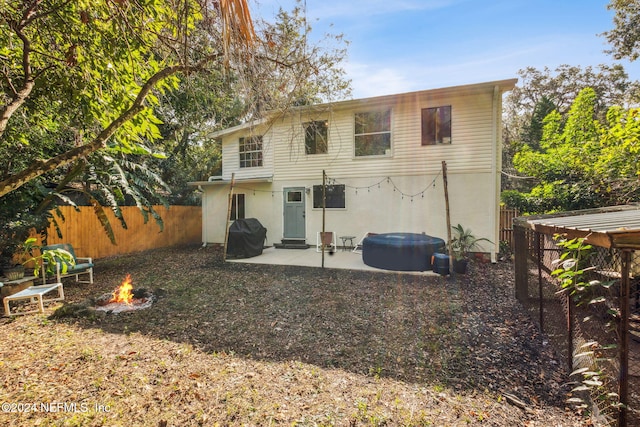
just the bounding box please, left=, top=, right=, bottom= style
left=188, top=175, right=274, bottom=187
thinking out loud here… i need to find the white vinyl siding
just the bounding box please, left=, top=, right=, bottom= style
left=200, top=79, right=515, bottom=258
left=221, top=130, right=274, bottom=180
left=268, top=91, right=495, bottom=181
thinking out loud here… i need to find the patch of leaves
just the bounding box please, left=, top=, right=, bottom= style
left=0, top=245, right=590, bottom=426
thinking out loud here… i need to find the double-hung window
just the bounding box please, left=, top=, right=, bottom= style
left=421, top=106, right=452, bottom=145
left=304, top=121, right=328, bottom=155
left=239, top=136, right=263, bottom=168
left=354, top=110, right=391, bottom=157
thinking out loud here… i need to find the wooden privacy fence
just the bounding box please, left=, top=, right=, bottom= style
left=37, top=205, right=201, bottom=259
left=499, top=206, right=519, bottom=248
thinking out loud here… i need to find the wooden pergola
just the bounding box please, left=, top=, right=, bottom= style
left=515, top=205, right=640, bottom=250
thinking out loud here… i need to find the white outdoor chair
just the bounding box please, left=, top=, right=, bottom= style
left=316, top=232, right=337, bottom=253
left=352, top=232, right=378, bottom=253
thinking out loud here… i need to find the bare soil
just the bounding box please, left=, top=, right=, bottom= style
left=0, top=245, right=592, bottom=426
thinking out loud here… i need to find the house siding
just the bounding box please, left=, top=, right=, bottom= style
left=254, top=90, right=496, bottom=182
left=200, top=80, right=517, bottom=260
left=220, top=128, right=275, bottom=181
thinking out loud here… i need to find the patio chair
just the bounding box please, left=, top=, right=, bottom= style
left=316, top=231, right=337, bottom=253
left=352, top=232, right=378, bottom=253
left=40, top=243, right=94, bottom=284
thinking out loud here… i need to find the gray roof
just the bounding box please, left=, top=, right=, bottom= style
left=514, top=205, right=640, bottom=249
left=209, top=78, right=518, bottom=139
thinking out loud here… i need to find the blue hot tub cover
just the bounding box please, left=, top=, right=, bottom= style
left=362, top=233, right=446, bottom=271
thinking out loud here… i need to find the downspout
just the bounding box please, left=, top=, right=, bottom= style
left=199, top=185, right=208, bottom=247
left=490, top=85, right=500, bottom=263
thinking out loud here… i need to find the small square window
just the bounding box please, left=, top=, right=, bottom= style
left=286, top=190, right=303, bottom=203
left=422, top=106, right=451, bottom=145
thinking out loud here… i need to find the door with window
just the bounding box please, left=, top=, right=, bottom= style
left=283, top=187, right=305, bottom=239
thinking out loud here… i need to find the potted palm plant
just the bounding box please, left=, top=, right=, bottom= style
left=11, top=237, right=75, bottom=279
left=2, top=239, right=32, bottom=280
left=450, top=224, right=492, bottom=274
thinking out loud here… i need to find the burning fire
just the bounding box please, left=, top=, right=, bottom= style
left=110, top=274, right=134, bottom=305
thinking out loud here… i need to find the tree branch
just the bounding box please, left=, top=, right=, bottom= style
left=0, top=1, right=41, bottom=137
left=0, top=56, right=222, bottom=198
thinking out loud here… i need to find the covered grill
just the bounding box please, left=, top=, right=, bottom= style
left=227, top=218, right=267, bottom=258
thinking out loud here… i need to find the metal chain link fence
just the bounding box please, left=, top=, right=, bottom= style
left=515, top=227, right=639, bottom=426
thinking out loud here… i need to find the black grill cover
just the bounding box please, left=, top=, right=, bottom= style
left=227, top=218, right=267, bottom=258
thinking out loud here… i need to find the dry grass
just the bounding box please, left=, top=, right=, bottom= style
left=0, top=245, right=590, bottom=426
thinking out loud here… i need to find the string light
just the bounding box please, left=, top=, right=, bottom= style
left=327, top=172, right=441, bottom=201
left=227, top=171, right=441, bottom=202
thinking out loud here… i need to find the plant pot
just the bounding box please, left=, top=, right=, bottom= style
left=4, top=265, right=25, bottom=281
left=452, top=258, right=468, bottom=274
left=0, top=278, right=33, bottom=298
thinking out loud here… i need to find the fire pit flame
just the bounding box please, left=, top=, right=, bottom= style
left=95, top=274, right=155, bottom=314
left=109, top=274, right=134, bottom=305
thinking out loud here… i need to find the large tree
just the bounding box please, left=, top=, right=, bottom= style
left=504, top=64, right=637, bottom=146
left=604, top=0, right=640, bottom=61
left=0, top=0, right=351, bottom=264
left=152, top=3, right=351, bottom=203
left=505, top=87, right=640, bottom=213
left=501, top=64, right=639, bottom=192
left=0, top=0, right=256, bottom=198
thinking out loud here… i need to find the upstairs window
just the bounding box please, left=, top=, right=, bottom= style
left=354, top=110, right=391, bottom=157
left=422, top=106, right=452, bottom=145
left=304, top=120, right=328, bottom=154
left=239, top=136, right=263, bottom=168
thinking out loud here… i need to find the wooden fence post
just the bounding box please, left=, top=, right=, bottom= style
left=619, top=250, right=631, bottom=427
left=535, top=232, right=544, bottom=333
left=514, top=224, right=528, bottom=302
left=321, top=170, right=326, bottom=269
left=442, top=161, right=454, bottom=275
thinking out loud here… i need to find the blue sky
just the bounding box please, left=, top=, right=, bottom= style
left=252, top=0, right=640, bottom=99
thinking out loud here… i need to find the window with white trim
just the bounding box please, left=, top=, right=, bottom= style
left=312, top=184, right=345, bottom=209
left=354, top=110, right=391, bottom=157
left=304, top=120, right=328, bottom=154
left=239, top=136, right=263, bottom=168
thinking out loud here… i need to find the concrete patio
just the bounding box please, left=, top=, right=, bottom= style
left=227, top=246, right=439, bottom=276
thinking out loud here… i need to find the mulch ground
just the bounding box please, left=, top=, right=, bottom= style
left=0, top=245, right=593, bottom=426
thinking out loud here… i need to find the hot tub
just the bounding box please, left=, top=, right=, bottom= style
left=362, top=233, right=446, bottom=271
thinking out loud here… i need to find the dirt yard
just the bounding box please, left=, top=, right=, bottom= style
left=0, top=245, right=591, bottom=426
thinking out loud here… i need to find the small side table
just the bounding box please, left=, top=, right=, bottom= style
left=339, top=236, right=356, bottom=251
left=3, top=283, right=64, bottom=316
left=0, top=275, right=37, bottom=298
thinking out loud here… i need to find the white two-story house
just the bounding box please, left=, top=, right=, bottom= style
left=191, top=79, right=517, bottom=261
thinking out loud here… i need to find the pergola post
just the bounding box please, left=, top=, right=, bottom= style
left=618, top=250, right=631, bottom=427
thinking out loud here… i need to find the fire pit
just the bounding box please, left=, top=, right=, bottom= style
left=95, top=274, right=155, bottom=314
